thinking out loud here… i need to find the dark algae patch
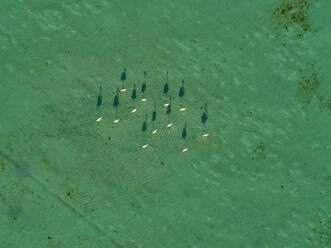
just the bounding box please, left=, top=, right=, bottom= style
left=298, top=63, right=320, bottom=107
left=298, top=63, right=331, bottom=112
left=271, top=0, right=317, bottom=37
left=251, top=142, right=268, bottom=160
left=312, top=208, right=331, bottom=246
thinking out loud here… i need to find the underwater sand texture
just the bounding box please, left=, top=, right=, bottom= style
left=1, top=0, right=331, bottom=247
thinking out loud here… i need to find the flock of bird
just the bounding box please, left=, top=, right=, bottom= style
left=95, top=68, right=209, bottom=151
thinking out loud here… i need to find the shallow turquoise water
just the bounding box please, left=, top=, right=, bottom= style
left=0, top=0, right=330, bottom=247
